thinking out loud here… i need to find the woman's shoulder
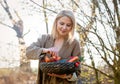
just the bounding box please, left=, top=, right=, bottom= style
left=40, top=34, right=52, bottom=39
left=41, top=34, right=50, bottom=37
left=72, top=38, right=80, bottom=44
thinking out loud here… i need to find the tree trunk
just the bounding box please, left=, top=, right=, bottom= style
left=19, top=40, right=31, bottom=72
left=13, top=20, right=31, bottom=72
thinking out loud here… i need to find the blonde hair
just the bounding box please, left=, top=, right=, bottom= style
left=51, top=10, right=76, bottom=44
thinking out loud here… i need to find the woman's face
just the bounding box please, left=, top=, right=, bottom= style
left=56, top=16, right=72, bottom=37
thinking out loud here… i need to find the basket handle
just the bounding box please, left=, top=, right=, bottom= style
left=39, top=53, right=46, bottom=62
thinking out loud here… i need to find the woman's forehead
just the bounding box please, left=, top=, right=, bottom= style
left=57, top=16, right=72, bottom=23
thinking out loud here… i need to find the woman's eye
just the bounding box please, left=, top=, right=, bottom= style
left=60, top=22, right=64, bottom=25
left=67, top=24, right=71, bottom=27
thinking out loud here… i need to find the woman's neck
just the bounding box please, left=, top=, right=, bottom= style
left=57, top=35, right=68, bottom=40
left=54, top=38, right=64, bottom=52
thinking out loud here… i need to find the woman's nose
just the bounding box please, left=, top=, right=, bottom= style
left=62, top=25, right=67, bottom=29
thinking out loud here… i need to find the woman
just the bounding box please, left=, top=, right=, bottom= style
left=26, top=10, right=81, bottom=84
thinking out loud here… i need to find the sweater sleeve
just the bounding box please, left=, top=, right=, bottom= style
left=72, top=39, right=81, bottom=57
left=70, top=39, right=81, bottom=80
left=26, top=34, right=48, bottom=60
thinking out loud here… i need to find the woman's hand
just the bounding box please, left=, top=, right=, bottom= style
left=47, top=73, right=72, bottom=79
left=43, top=47, right=58, bottom=56
left=42, top=47, right=61, bottom=62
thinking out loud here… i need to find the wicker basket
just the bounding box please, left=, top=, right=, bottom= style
left=40, top=62, right=79, bottom=75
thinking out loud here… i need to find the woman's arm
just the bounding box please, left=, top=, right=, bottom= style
left=26, top=35, right=48, bottom=60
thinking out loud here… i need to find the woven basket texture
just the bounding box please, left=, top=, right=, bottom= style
left=40, top=62, right=78, bottom=74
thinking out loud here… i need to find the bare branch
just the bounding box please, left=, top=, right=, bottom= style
left=112, top=0, right=120, bottom=26
left=1, top=0, right=13, bottom=20
left=0, top=21, right=12, bottom=28
left=82, top=63, right=114, bottom=79
left=30, top=0, right=57, bottom=14
left=42, top=0, right=48, bottom=34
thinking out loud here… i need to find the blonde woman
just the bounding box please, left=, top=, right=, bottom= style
left=26, top=10, right=82, bottom=84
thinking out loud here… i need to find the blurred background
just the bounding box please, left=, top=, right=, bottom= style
left=0, top=0, right=120, bottom=84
